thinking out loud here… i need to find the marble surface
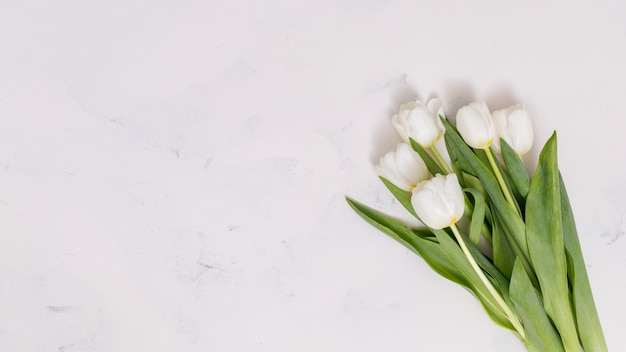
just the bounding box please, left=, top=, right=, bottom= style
left=1, top=1, right=625, bottom=351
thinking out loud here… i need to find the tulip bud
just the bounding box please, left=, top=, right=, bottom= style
left=456, top=101, right=496, bottom=149
left=491, top=105, right=534, bottom=156
left=375, top=143, right=430, bottom=191
left=392, top=98, right=445, bottom=148
left=411, top=173, right=465, bottom=230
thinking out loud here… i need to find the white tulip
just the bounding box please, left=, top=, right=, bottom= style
left=456, top=101, right=496, bottom=149
left=392, top=98, right=445, bottom=148
left=375, top=143, right=430, bottom=191
left=491, top=105, right=534, bottom=156
left=411, top=173, right=465, bottom=230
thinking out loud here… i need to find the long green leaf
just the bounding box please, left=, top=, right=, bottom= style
left=451, top=226, right=516, bottom=312
left=525, top=132, right=580, bottom=351
left=559, top=174, right=608, bottom=351
left=463, top=172, right=494, bottom=238
left=432, top=228, right=514, bottom=330
left=463, top=172, right=488, bottom=203
left=409, top=138, right=444, bottom=175
left=464, top=188, right=486, bottom=246
left=379, top=176, right=416, bottom=217
left=492, top=210, right=516, bottom=280
left=501, top=138, right=531, bottom=199
left=345, top=197, right=466, bottom=286
left=509, top=259, right=565, bottom=352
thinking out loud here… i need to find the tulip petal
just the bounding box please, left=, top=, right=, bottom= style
left=445, top=174, right=465, bottom=220
left=411, top=174, right=464, bottom=229
left=507, top=108, right=533, bottom=155
left=412, top=185, right=447, bottom=229
left=456, top=102, right=496, bottom=149
left=376, top=153, right=412, bottom=191
left=394, top=143, right=429, bottom=186
left=391, top=114, right=410, bottom=143
left=427, top=98, right=444, bottom=119
left=376, top=143, right=431, bottom=191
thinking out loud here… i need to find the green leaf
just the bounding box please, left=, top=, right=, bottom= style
left=452, top=226, right=516, bottom=310
left=559, top=174, right=608, bottom=352
left=349, top=193, right=514, bottom=330
left=441, top=118, right=529, bottom=260
left=463, top=172, right=494, bottom=234
left=501, top=138, right=531, bottom=200
left=464, top=188, right=486, bottom=246
left=492, top=209, right=539, bottom=287
left=492, top=211, right=516, bottom=280
left=509, top=259, right=565, bottom=352
left=463, top=172, right=488, bottom=201
left=525, top=132, right=580, bottom=351
left=409, top=138, right=444, bottom=175
left=345, top=197, right=466, bottom=286
left=379, top=176, right=416, bottom=217
left=432, top=228, right=514, bottom=331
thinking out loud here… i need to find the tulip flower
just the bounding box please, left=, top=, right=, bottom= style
left=392, top=98, right=445, bottom=148
left=411, top=173, right=464, bottom=229
left=491, top=105, right=534, bottom=156
left=456, top=101, right=496, bottom=149
left=375, top=143, right=430, bottom=191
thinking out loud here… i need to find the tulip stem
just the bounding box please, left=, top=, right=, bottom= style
left=450, top=224, right=525, bottom=339
left=430, top=146, right=452, bottom=174
left=485, top=148, right=517, bottom=212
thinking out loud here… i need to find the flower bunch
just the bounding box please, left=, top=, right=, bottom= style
left=346, top=98, right=607, bottom=351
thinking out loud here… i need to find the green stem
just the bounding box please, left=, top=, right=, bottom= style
left=485, top=147, right=517, bottom=212
left=430, top=145, right=452, bottom=174
left=450, top=224, right=525, bottom=339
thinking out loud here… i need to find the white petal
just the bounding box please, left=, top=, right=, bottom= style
left=412, top=184, right=451, bottom=229
left=456, top=101, right=495, bottom=149
left=444, top=174, right=465, bottom=220
left=394, top=144, right=429, bottom=186
left=376, top=153, right=412, bottom=191
left=411, top=174, right=461, bottom=229
left=426, top=98, right=443, bottom=117
left=391, top=113, right=410, bottom=143
left=507, top=108, right=534, bottom=155
left=407, top=111, right=439, bottom=147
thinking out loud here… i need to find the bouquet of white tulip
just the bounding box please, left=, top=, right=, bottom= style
left=346, top=98, right=607, bottom=351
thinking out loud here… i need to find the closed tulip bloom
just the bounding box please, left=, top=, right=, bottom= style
left=411, top=173, right=465, bottom=230
left=456, top=101, right=496, bottom=149
left=491, top=105, right=534, bottom=156
left=375, top=143, right=430, bottom=191
left=392, top=98, right=445, bottom=148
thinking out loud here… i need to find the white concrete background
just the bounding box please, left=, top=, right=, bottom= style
left=0, top=1, right=624, bottom=351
